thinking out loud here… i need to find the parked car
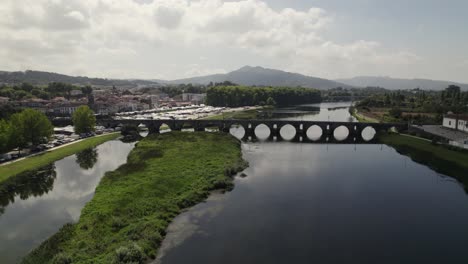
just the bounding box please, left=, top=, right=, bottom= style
left=0, top=154, right=12, bottom=163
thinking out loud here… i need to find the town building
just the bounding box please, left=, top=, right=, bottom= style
left=443, top=114, right=468, bottom=133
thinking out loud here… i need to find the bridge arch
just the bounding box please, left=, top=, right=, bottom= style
left=137, top=123, right=149, bottom=137
left=361, top=126, right=377, bottom=141
left=279, top=124, right=296, bottom=141
left=333, top=125, right=349, bottom=141
left=159, top=122, right=172, bottom=133
left=254, top=124, right=271, bottom=140
left=229, top=123, right=246, bottom=140
left=306, top=125, right=323, bottom=141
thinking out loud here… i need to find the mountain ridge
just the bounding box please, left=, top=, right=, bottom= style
left=336, top=76, right=468, bottom=91
left=1, top=67, right=467, bottom=91
left=168, top=66, right=352, bottom=89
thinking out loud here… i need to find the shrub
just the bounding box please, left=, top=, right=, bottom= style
left=113, top=243, right=145, bottom=264
left=52, top=253, right=72, bottom=264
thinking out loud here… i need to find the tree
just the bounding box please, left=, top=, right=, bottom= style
left=20, top=109, right=53, bottom=146
left=8, top=113, right=26, bottom=151
left=20, top=83, right=34, bottom=93
left=266, top=97, right=276, bottom=106
left=0, top=120, right=10, bottom=153
left=73, top=105, right=96, bottom=134
left=389, top=107, right=402, bottom=118
left=81, top=85, right=93, bottom=95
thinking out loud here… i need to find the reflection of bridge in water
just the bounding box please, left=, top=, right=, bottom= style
left=101, top=119, right=407, bottom=144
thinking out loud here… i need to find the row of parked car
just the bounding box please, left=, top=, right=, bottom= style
left=0, top=127, right=120, bottom=164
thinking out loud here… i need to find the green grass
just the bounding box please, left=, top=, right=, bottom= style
left=22, top=132, right=247, bottom=264
left=0, top=133, right=120, bottom=183
left=379, top=133, right=468, bottom=188
left=350, top=108, right=379, bottom=123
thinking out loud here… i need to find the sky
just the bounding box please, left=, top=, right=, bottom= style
left=1, top=0, right=468, bottom=82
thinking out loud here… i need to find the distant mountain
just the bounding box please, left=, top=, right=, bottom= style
left=0, top=70, right=160, bottom=88
left=336, top=76, right=468, bottom=91
left=170, top=66, right=352, bottom=90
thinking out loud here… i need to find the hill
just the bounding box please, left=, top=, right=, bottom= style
left=336, top=76, right=468, bottom=91
left=0, top=70, right=160, bottom=88
left=170, top=66, right=352, bottom=90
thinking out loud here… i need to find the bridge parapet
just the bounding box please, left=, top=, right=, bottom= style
left=98, top=118, right=407, bottom=143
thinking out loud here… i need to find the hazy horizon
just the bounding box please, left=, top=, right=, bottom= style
left=1, top=0, right=467, bottom=82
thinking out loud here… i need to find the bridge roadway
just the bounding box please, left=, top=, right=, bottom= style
left=100, top=119, right=407, bottom=144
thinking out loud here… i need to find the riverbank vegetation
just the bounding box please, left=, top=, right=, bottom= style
left=0, top=133, right=119, bottom=183
left=0, top=109, right=53, bottom=154
left=22, top=132, right=247, bottom=264
left=206, top=86, right=321, bottom=107
left=355, top=85, right=468, bottom=124
left=72, top=105, right=96, bottom=134
left=349, top=106, right=379, bottom=123
left=379, top=133, right=468, bottom=189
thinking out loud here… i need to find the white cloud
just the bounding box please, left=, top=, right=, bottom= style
left=0, top=0, right=422, bottom=80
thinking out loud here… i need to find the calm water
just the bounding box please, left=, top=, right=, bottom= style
left=155, top=102, right=468, bottom=264
left=0, top=140, right=135, bottom=263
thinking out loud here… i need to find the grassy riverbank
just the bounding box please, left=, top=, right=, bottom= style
left=23, top=132, right=247, bottom=264
left=350, top=107, right=379, bottom=123
left=379, top=133, right=468, bottom=187
left=0, top=133, right=120, bottom=183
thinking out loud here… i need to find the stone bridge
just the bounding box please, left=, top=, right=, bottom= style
left=100, top=119, right=407, bottom=144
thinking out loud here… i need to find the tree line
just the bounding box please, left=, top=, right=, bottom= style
left=0, top=109, right=54, bottom=154
left=355, top=85, right=468, bottom=124
left=0, top=106, right=96, bottom=155
left=357, top=85, right=468, bottom=114
left=206, top=86, right=321, bottom=107
left=0, top=82, right=91, bottom=101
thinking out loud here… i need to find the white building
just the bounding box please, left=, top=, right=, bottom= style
left=443, top=114, right=468, bottom=133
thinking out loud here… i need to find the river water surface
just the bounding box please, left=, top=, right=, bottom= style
left=0, top=140, right=135, bottom=263
left=155, top=102, right=468, bottom=264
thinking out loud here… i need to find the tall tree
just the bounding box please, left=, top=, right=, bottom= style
left=9, top=113, right=26, bottom=151
left=0, top=120, right=10, bottom=153
left=266, top=97, right=276, bottom=106
left=73, top=105, right=96, bottom=134
left=20, top=109, right=54, bottom=146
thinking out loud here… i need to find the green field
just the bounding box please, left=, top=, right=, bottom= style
left=350, top=107, right=379, bottom=123
left=379, top=133, right=468, bottom=188
left=0, top=133, right=120, bottom=183
left=23, top=132, right=247, bottom=264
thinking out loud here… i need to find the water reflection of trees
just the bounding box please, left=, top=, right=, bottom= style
left=0, top=164, right=56, bottom=215
left=75, top=148, right=98, bottom=170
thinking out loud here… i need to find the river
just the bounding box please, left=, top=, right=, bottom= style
left=154, top=102, right=468, bottom=264
left=0, top=140, right=135, bottom=263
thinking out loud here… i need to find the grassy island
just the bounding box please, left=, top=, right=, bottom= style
left=379, top=133, right=468, bottom=188
left=0, top=133, right=120, bottom=183
left=23, top=132, right=247, bottom=264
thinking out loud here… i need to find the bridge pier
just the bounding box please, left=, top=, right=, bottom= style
left=243, top=123, right=255, bottom=141
left=269, top=124, right=279, bottom=141
left=147, top=123, right=160, bottom=135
